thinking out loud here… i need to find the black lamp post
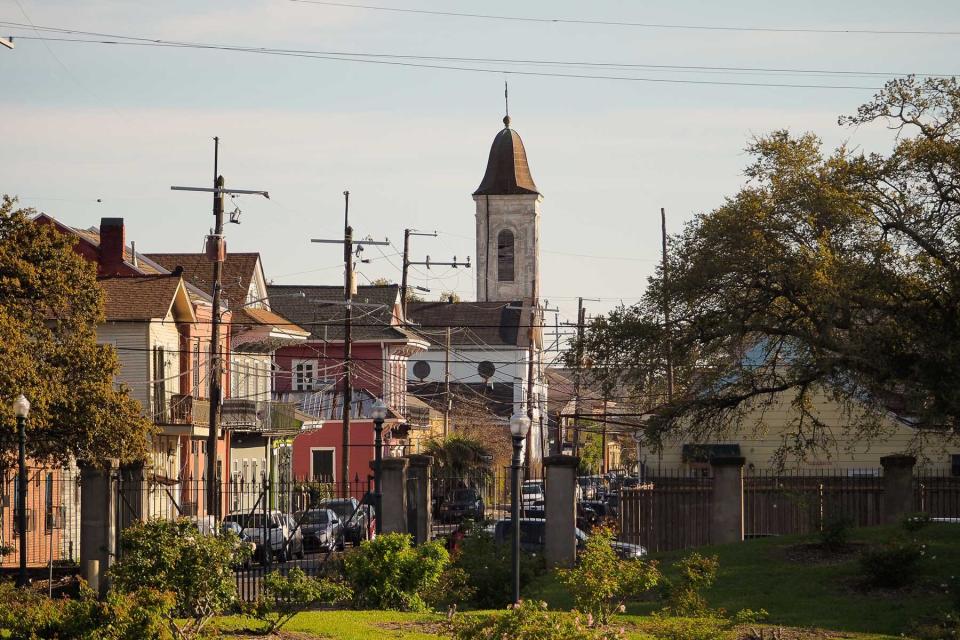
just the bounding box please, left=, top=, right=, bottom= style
left=13, top=394, right=30, bottom=588
left=371, top=399, right=388, bottom=537
left=509, top=411, right=531, bottom=604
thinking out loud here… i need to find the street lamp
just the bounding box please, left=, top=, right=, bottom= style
left=371, top=399, right=388, bottom=536
left=13, top=394, right=30, bottom=587
left=509, top=411, right=531, bottom=604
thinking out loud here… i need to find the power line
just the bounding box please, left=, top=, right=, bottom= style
left=0, top=30, right=889, bottom=90
left=285, top=0, right=960, bottom=37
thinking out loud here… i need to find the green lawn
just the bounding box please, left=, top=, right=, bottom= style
left=215, top=523, right=959, bottom=639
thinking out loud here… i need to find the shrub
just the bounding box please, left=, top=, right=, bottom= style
left=818, top=515, right=851, bottom=550
left=110, top=518, right=249, bottom=639
left=732, top=608, right=769, bottom=624
left=903, top=512, right=933, bottom=534
left=662, top=553, right=719, bottom=616
left=0, top=580, right=175, bottom=640
left=859, top=537, right=926, bottom=589
left=249, top=568, right=351, bottom=633
left=423, top=566, right=476, bottom=610
left=557, top=527, right=661, bottom=624
left=342, top=532, right=449, bottom=611
left=450, top=524, right=545, bottom=608
left=451, top=599, right=628, bottom=640
left=640, top=613, right=732, bottom=640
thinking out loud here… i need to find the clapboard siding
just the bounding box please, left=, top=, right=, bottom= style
left=97, top=321, right=150, bottom=412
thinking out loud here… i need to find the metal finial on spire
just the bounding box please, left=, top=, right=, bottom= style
left=503, top=80, right=511, bottom=128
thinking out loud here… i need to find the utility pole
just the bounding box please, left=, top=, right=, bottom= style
left=1, top=36, right=14, bottom=49
left=601, top=397, right=608, bottom=475
left=661, top=207, right=674, bottom=402
left=569, top=297, right=599, bottom=457
left=405, top=251, right=471, bottom=307
left=311, top=193, right=389, bottom=489
left=171, top=138, right=269, bottom=521
left=443, top=326, right=451, bottom=438
left=525, top=281, right=538, bottom=469
left=400, top=229, right=439, bottom=317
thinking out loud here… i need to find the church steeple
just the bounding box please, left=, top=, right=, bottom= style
left=473, top=110, right=543, bottom=302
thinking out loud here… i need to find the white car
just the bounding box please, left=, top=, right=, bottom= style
left=521, top=480, right=545, bottom=505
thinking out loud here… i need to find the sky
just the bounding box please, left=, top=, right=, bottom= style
left=1, top=0, right=958, bottom=333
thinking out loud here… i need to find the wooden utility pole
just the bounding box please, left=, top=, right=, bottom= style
left=572, top=298, right=585, bottom=457
left=661, top=207, right=674, bottom=402
left=601, top=397, right=608, bottom=474
left=525, top=280, right=538, bottom=468
left=171, top=138, right=269, bottom=521
left=311, top=193, right=389, bottom=489
left=443, top=326, right=451, bottom=438
left=400, top=229, right=441, bottom=317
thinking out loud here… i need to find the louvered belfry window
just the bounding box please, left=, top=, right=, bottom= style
left=497, top=229, right=515, bottom=282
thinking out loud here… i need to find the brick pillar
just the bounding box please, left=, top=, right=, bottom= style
left=881, top=455, right=916, bottom=524
left=80, top=459, right=119, bottom=597
left=544, top=454, right=579, bottom=568
left=379, top=457, right=409, bottom=535
left=709, top=456, right=745, bottom=545
left=405, top=455, right=433, bottom=544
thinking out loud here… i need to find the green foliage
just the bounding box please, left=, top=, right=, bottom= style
left=732, top=608, right=769, bottom=624
left=557, top=527, right=661, bottom=624
left=248, top=568, right=351, bottom=633
left=423, top=566, right=476, bottom=610
left=0, top=581, right=174, bottom=640
left=342, top=532, right=449, bottom=611
left=818, top=515, right=851, bottom=551
left=912, top=611, right=960, bottom=640
left=859, top=537, right=926, bottom=588
left=573, top=76, right=960, bottom=453
left=110, top=518, right=249, bottom=638
left=904, top=512, right=933, bottom=534
left=0, top=196, right=153, bottom=466
left=640, top=613, right=732, bottom=640
left=450, top=525, right=546, bottom=609
left=425, top=435, right=494, bottom=485
left=451, top=599, right=628, bottom=640
left=662, top=553, right=719, bottom=616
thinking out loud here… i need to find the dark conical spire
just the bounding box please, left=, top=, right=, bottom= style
left=473, top=117, right=539, bottom=196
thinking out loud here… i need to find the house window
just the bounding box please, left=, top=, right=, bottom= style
left=153, top=346, right=167, bottom=420
left=293, top=359, right=317, bottom=391
left=311, top=449, right=334, bottom=482
left=192, top=342, right=201, bottom=398
left=497, top=229, right=515, bottom=282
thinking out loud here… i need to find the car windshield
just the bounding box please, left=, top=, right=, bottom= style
left=302, top=510, right=329, bottom=524
left=522, top=485, right=542, bottom=494
left=453, top=489, right=476, bottom=501
left=324, top=503, right=354, bottom=519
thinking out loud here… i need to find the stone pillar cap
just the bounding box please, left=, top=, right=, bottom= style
left=543, top=454, right=580, bottom=468
left=406, top=454, right=434, bottom=467
left=379, top=457, right=409, bottom=470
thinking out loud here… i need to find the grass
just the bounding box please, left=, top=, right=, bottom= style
left=214, top=523, right=958, bottom=638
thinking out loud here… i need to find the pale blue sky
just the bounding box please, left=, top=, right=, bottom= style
left=2, top=0, right=958, bottom=328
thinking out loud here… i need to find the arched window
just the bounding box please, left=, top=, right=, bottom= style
left=497, top=229, right=515, bottom=282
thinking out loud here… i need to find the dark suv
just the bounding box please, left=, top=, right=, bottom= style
left=437, top=487, right=485, bottom=523
left=492, top=518, right=645, bottom=559
left=320, top=498, right=374, bottom=545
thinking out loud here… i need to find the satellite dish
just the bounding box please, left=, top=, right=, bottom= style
left=477, top=361, right=496, bottom=387
left=413, top=360, right=431, bottom=381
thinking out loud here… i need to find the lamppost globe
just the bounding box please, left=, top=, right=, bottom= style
left=12, top=394, right=29, bottom=418
left=371, top=399, right=388, bottom=421
left=509, top=412, right=530, bottom=439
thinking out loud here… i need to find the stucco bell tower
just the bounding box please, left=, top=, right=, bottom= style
left=473, top=115, right=542, bottom=302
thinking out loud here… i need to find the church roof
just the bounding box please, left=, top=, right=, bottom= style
left=473, top=117, right=540, bottom=196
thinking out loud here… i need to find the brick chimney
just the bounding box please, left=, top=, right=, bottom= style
left=99, top=217, right=126, bottom=275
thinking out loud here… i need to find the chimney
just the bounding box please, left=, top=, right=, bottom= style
left=99, top=218, right=125, bottom=275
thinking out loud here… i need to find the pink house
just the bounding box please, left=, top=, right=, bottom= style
left=267, top=284, right=428, bottom=484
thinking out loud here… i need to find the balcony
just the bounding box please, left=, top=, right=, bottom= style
left=221, top=399, right=302, bottom=435
left=165, top=394, right=210, bottom=427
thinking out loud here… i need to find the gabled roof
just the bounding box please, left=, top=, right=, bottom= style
left=145, top=252, right=262, bottom=309
left=406, top=300, right=527, bottom=347
left=473, top=118, right=539, bottom=196
left=98, top=275, right=196, bottom=323
left=267, top=284, right=425, bottom=344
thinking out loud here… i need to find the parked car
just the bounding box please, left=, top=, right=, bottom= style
left=220, top=520, right=257, bottom=568
left=437, top=487, right=485, bottom=523
left=580, top=499, right=618, bottom=522
left=320, top=498, right=374, bottom=545
left=492, top=518, right=646, bottom=559
left=521, top=504, right=602, bottom=533
left=299, top=508, right=344, bottom=552
left=521, top=480, right=545, bottom=505
left=223, top=510, right=304, bottom=563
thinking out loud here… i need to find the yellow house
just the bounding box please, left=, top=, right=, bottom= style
left=647, top=387, right=960, bottom=474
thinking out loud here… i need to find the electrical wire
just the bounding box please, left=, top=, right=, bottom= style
left=285, top=1, right=960, bottom=37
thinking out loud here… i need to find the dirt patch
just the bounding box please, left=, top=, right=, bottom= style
left=783, top=542, right=864, bottom=565
left=227, top=632, right=331, bottom=639
left=735, top=626, right=855, bottom=640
